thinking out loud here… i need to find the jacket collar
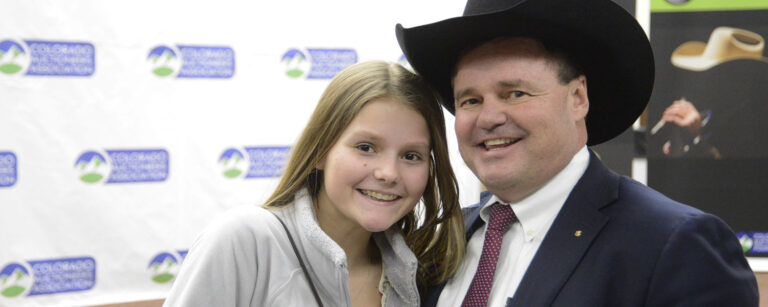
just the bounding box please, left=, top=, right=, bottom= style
left=424, top=150, right=619, bottom=306
left=374, top=229, right=420, bottom=304
left=289, top=190, right=420, bottom=305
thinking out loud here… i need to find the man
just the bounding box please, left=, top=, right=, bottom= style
left=396, top=0, right=759, bottom=306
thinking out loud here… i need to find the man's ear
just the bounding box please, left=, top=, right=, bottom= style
left=569, top=75, right=589, bottom=120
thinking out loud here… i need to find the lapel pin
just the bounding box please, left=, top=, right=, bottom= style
left=574, top=230, right=583, bottom=237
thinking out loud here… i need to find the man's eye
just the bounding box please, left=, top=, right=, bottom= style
left=457, top=98, right=480, bottom=107
left=509, top=91, right=528, bottom=98
left=356, top=144, right=374, bottom=152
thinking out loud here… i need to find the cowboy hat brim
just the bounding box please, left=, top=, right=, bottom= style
left=396, top=0, right=655, bottom=146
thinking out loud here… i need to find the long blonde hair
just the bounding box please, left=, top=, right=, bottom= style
left=263, top=60, right=464, bottom=291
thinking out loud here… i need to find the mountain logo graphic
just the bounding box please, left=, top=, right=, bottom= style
left=0, top=40, right=30, bottom=76
left=219, top=148, right=248, bottom=179
left=147, top=45, right=182, bottom=77
left=281, top=48, right=309, bottom=78
left=0, top=263, right=32, bottom=298
left=148, top=252, right=180, bottom=284
left=738, top=233, right=754, bottom=253
left=75, top=151, right=110, bottom=183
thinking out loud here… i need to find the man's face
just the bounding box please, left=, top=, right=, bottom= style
left=452, top=37, right=589, bottom=203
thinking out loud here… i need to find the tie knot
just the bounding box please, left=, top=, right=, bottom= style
left=487, top=202, right=517, bottom=232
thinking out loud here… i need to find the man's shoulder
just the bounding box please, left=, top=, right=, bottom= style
left=605, top=176, right=731, bottom=237
left=614, top=176, right=703, bottom=216
left=582, top=153, right=706, bottom=220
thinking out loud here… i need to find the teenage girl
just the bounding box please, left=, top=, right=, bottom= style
left=164, top=61, right=465, bottom=307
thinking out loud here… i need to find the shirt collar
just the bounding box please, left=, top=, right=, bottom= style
left=479, top=147, right=590, bottom=242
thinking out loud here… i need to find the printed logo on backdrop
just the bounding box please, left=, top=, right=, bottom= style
left=737, top=232, right=768, bottom=256
left=219, top=148, right=248, bottom=178
left=281, top=47, right=357, bottom=79
left=0, top=39, right=94, bottom=77
left=0, top=151, right=17, bottom=188
left=0, top=263, right=32, bottom=298
left=148, top=44, right=235, bottom=78
left=147, top=250, right=187, bottom=284
left=75, top=150, right=111, bottom=183
left=147, top=45, right=182, bottom=77
left=0, top=257, right=96, bottom=299
left=75, top=149, right=169, bottom=184
left=147, top=253, right=179, bottom=284
left=281, top=49, right=309, bottom=78
left=219, top=146, right=291, bottom=179
left=0, top=40, right=30, bottom=75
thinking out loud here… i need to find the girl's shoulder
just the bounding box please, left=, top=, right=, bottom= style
left=198, top=205, right=285, bottom=244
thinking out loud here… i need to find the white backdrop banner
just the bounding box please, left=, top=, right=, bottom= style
left=0, top=0, right=480, bottom=306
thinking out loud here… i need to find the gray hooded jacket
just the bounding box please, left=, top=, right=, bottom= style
left=164, top=190, right=421, bottom=306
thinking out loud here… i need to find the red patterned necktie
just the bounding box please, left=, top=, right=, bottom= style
left=461, top=202, right=518, bottom=307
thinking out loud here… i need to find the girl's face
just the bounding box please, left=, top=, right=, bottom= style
left=316, top=98, right=431, bottom=233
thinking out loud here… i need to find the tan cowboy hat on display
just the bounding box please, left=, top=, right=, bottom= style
left=672, top=26, right=768, bottom=71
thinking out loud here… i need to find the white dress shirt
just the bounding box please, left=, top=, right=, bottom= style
left=437, top=147, right=589, bottom=307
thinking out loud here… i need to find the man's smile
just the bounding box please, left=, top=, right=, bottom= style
left=480, top=137, right=522, bottom=151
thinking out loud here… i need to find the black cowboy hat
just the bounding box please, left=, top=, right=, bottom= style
left=396, top=0, right=654, bottom=146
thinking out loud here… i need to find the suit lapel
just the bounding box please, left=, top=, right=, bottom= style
left=508, top=151, right=620, bottom=307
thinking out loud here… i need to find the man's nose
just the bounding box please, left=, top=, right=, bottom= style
left=476, top=98, right=507, bottom=131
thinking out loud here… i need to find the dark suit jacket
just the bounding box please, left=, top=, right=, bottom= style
left=424, top=151, right=758, bottom=306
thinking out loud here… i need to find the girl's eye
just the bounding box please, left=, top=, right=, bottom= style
left=356, top=144, right=374, bottom=153
left=403, top=153, right=422, bottom=161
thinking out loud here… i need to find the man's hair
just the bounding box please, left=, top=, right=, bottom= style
left=545, top=46, right=584, bottom=85
left=453, top=36, right=585, bottom=85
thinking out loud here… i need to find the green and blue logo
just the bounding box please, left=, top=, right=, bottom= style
left=219, top=148, right=248, bottom=179
left=0, top=257, right=96, bottom=300
left=0, top=263, right=32, bottom=298
left=147, top=45, right=181, bottom=77
left=0, top=151, right=17, bottom=187
left=148, top=252, right=181, bottom=284
left=281, top=48, right=309, bottom=78
left=0, top=39, right=94, bottom=76
left=75, top=151, right=110, bottom=184
left=0, top=40, right=29, bottom=76
left=148, top=44, right=235, bottom=78
left=281, top=47, right=357, bottom=80
left=76, top=149, right=169, bottom=184
left=736, top=232, right=768, bottom=256
left=219, top=146, right=291, bottom=179
left=739, top=233, right=754, bottom=253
